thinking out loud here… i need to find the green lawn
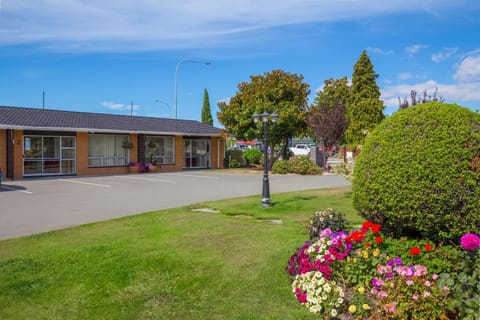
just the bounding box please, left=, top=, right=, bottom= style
left=0, top=186, right=357, bottom=320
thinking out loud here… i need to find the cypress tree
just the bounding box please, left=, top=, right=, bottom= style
left=201, top=88, right=214, bottom=126
left=344, top=50, right=385, bottom=150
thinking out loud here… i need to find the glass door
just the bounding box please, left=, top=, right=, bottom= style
left=24, top=135, right=76, bottom=176
left=183, top=139, right=210, bottom=169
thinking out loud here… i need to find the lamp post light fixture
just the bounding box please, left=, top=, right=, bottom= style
left=252, top=111, right=278, bottom=207
left=174, top=60, right=212, bottom=119
left=154, top=99, right=172, bottom=118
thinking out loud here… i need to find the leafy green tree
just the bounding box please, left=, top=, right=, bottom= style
left=307, top=77, right=349, bottom=167
left=217, top=69, right=310, bottom=167
left=344, top=50, right=385, bottom=151
left=201, top=88, right=214, bottom=126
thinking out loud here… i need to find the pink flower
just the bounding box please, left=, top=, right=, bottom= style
left=423, top=291, right=431, bottom=297
left=460, top=233, right=480, bottom=251
left=297, top=293, right=307, bottom=303
left=432, top=274, right=439, bottom=280
left=442, top=286, right=449, bottom=291
left=406, top=280, right=414, bottom=286
left=412, top=294, right=419, bottom=300
left=378, top=290, right=388, bottom=298
left=424, top=281, right=431, bottom=287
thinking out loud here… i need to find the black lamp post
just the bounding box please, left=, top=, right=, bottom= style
left=252, top=111, right=278, bottom=207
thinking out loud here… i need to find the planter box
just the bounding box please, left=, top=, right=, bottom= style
left=128, top=166, right=141, bottom=174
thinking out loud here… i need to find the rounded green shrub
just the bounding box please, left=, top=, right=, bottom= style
left=353, top=102, right=480, bottom=242
left=224, top=150, right=245, bottom=168
left=289, top=156, right=322, bottom=175
left=243, top=148, right=262, bottom=165
left=272, top=159, right=290, bottom=174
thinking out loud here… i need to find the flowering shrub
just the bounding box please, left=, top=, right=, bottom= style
left=372, top=263, right=453, bottom=319
left=330, top=162, right=354, bottom=181
left=286, top=218, right=480, bottom=319
left=306, top=208, right=347, bottom=240
left=292, top=271, right=345, bottom=317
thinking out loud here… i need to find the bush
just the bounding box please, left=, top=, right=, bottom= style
left=243, top=148, right=262, bottom=166
left=353, top=102, right=480, bottom=242
left=306, top=208, right=348, bottom=240
left=224, top=149, right=245, bottom=168
left=272, top=159, right=290, bottom=174
left=289, top=156, right=322, bottom=175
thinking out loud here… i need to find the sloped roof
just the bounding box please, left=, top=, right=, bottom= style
left=0, top=106, right=221, bottom=136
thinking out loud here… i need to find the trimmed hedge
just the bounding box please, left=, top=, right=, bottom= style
left=243, top=148, right=263, bottom=165
left=272, top=156, right=322, bottom=175
left=353, top=102, right=480, bottom=242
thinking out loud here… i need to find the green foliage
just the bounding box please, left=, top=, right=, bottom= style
left=272, top=159, right=290, bottom=174
left=353, top=102, right=480, bottom=242
left=330, top=163, right=354, bottom=182
left=438, top=250, right=480, bottom=320
left=289, top=156, right=322, bottom=175
left=224, top=149, right=245, bottom=168
left=306, top=208, right=348, bottom=240
left=272, top=156, right=322, bottom=175
left=344, top=50, right=385, bottom=150
left=217, top=69, right=310, bottom=156
left=242, top=148, right=262, bottom=165
left=201, top=88, right=214, bottom=126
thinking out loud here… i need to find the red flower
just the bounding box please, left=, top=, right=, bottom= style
left=362, top=221, right=373, bottom=231
left=365, top=242, right=372, bottom=248
left=371, top=224, right=381, bottom=234
left=350, top=231, right=366, bottom=242
left=409, top=246, right=421, bottom=255
left=375, top=237, right=383, bottom=244
left=425, top=244, right=432, bottom=252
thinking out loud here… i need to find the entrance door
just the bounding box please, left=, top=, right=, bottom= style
left=24, top=136, right=76, bottom=176
left=183, top=139, right=210, bottom=169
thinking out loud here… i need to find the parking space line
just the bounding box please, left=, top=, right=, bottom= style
left=116, top=176, right=176, bottom=183
left=0, top=185, right=33, bottom=194
left=57, top=179, right=111, bottom=188
left=163, top=173, right=220, bottom=179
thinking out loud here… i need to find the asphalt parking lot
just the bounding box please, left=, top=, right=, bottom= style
left=0, top=171, right=350, bottom=240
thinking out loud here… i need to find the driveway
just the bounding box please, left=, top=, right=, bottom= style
left=0, top=171, right=351, bottom=240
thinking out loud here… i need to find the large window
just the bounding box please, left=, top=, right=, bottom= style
left=88, top=134, right=129, bottom=167
left=184, top=138, right=210, bottom=168
left=24, top=135, right=76, bottom=176
left=145, top=136, right=175, bottom=164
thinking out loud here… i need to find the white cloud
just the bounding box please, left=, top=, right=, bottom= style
left=367, top=47, right=393, bottom=55
left=100, top=101, right=140, bottom=113
left=405, top=44, right=428, bottom=57
left=431, top=47, right=458, bottom=62
left=0, top=0, right=470, bottom=52
left=453, top=54, right=480, bottom=83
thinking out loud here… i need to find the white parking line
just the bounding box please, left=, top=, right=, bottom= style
left=0, top=185, right=33, bottom=194
left=57, top=179, right=111, bottom=188
left=163, top=173, right=220, bottom=179
left=116, top=176, right=176, bottom=183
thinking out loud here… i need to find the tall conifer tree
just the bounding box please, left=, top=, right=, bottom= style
left=345, top=50, right=385, bottom=150
left=201, top=88, right=214, bottom=126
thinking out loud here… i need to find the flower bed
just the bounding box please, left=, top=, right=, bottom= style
left=286, top=212, right=480, bottom=319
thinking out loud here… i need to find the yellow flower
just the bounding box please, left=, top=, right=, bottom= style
left=348, top=305, right=357, bottom=313
left=373, top=248, right=380, bottom=257
left=362, top=304, right=371, bottom=310
left=353, top=258, right=357, bottom=264
left=357, top=287, right=365, bottom=294
left=362, top=252, right=369, bottom=259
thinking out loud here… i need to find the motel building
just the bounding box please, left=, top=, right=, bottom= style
left=0, top=106, right=225, bottom=180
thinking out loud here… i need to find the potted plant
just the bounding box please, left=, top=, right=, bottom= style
left=122, top=139, right=134, bottom=149
left=127, top=161, right=141, bottom=174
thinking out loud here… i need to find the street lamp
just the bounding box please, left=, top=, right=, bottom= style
left=154, top=99, right=172, bottom=118
left=252, top=111, right=278, bottom=207
left=174, top=60, right=212, bottom=119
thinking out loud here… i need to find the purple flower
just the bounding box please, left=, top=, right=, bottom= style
left=460, top=233, right=480, bottom=251
left=394, top=257, right=403, bottom=265
left=387, top=259, right=394, bottom=267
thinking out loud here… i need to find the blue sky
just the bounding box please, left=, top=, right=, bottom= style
left=1, top=0, right=479, bottom=127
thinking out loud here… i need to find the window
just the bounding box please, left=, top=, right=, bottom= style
left=88, top=134, right=129, bottom=167
left=145, top=136, right=175, bottom=165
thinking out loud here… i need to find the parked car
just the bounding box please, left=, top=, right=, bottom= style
left=289, top=144, right=311, bottom=156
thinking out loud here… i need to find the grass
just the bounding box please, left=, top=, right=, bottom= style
left=0, top=186, right=357, bottom=320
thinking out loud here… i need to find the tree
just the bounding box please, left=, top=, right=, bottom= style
left=344, top=50, right=385, bottom=151
left=307, top=77, right=349, bottom=168
left=217, top=69, right=310, bottom=167
left=201, top=88, right=214, bottom=125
